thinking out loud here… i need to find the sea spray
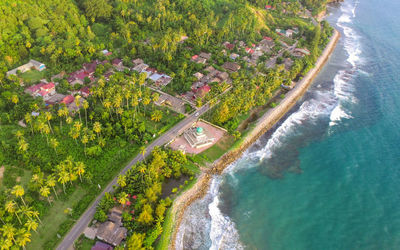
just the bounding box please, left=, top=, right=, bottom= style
left=329, top=0, right=362, bottom=126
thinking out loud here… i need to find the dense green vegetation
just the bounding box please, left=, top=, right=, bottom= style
left=0, top=0, right=330, bottom=249
left=95, top=147, right=195, bottom=249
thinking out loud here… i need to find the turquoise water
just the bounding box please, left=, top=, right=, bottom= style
left=176, top=0, right=400, bottom=249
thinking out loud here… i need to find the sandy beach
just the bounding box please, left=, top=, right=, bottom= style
left=169, top=29, right=341, bottom=249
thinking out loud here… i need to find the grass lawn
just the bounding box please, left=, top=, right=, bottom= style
left=198, top=135, right=235, bottom=163
left=75, top=235, right=96, bottom=250
left=27, top=187, right=88, bottom=250
left=19, top=70, right=46, bottom=84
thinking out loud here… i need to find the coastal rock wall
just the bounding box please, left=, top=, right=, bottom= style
left=170, top=29, right=340, bottom=249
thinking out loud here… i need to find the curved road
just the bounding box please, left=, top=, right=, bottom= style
left=57, top=105, right=210, bottom=250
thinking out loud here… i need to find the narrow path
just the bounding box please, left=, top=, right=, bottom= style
left=56, top=104, right=210, bottom=250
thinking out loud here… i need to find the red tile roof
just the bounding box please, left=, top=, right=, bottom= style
left=225, top=43, right=235, bottom=50
left=26, top=83, right=45, bottom=93
left=41, top=82, right=55, bottom=90
left=61, top=95, right=74, bottom=105
left=38, top=90, right=48, bottom=97
left=263, top=36, right=273, bottom=41
left=112, top=58, right=122, bottom=65
left=79, top=86, right=90, bottom=96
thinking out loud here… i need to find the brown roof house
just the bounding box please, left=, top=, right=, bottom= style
left=222, top=62, right=241, bottom=72
left=96, top=207, right=126, bottom=247
left=199, top=52, right=212, bottom=61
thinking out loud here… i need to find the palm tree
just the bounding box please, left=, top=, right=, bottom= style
left=58, top=171, right=69, bottom=194
left=81, top=134, right=89, bottom=155
left=15, top=130, right=23, bottom=140
left=73, top=121, right=82, bottom=132
left=46, top=175, right=58, bottom=199
left=18, top=205, right=33, bottom=221
left=118, top=192, right=129, bottom=207
left=42, top=124, right=51, bottom=145
left=75, top=95, right=82, bottom=122
left=24, top=113, right=34, bottom=134
left=50, top=138, right=59, bottom=155
left=0, top=236, right=13, bottom=249
left=11, top=94, right=19, bottom=105
left=44, top=112, right=53, bottom=133
left=11, top=185, right=26, bottom=206
left=83, top=100, right=89, bottom=127
left=75, top=161, right=85, bottom=182
left=98, top=136, right=106, bottom=148
left=139, top=146, right=147, bottom=163
left=40, top=186, right=51, bottom=204
left=4, top=201, right=21, bottom=225
left=17, top=139, right=29, bottom=155
left=151, top=110, right=163, bottom=129
left=15, top=228, right=31, bottom=248
left=31, top=211, right=41, bottom=224
left=117, top=175, right=126, bottom=188
left=1, top=223, right=16, bottom=242
left=66, top=116, right=73, bottom=125
left=25, top=219, right=38, bottom=233
left=93, top=122, right=102, bottom=137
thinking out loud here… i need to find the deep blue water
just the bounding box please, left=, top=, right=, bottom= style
left=176, top=0, right=400, bottom=249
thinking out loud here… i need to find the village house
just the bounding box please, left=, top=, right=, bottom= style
left=132, top=63, right=149, bottom=73
left=143, top=67, right=157, bottom=78
left=112, top=59, right=124, bottom=71
left=223, top=41, right=235, bottom=50
left=194, top=85, right=211, bottom=99
left=191, top=55, right=207, bottom=64
left=155, top=75, right=172, bottom=87
left=83, top=61, right=98, bottom=77
left=193, top=72, right=204, bottom=80
left=6, top=59, right=46, bottom=76
left=179, top=35, right=189, bottom=43
left=132, top=58, right=144, bottom=66
left=293, top=48, right=311, bottom=57
left=91, top=241, right=113, bottom=250
left=45, top=93, right=66, bottom=105
left=25, top=82, right=55, bottom=100
left=149, top=72, right=163, bottom=82
left=101, top=49, right=112, bottom=56
left=204, top=66, right=215, bottom=73
left=199, top=52, right=212, bottom=61
left=61, top=95, right=74, bottom=106
left=230, top=53, right=240, bottom=60
left=96, top=207, right=127, bottom=247
left=67, top=70, right=86, bottom=86
left=222, top=62, right=241, bottom=72
left=79, top=86, right=91, bottom=98
left=217, top=72, right=229, bottom=82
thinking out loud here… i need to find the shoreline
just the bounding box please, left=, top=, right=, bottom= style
left=169, top=29, right=341, bottom=249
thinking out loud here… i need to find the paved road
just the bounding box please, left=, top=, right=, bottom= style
left=57, top=105, right=210, bottom=250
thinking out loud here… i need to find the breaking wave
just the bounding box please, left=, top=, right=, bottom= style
left=330, top=0, right=362, bottom=126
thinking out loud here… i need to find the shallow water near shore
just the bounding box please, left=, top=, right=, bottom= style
left=176, top=0, right=400, bottom=249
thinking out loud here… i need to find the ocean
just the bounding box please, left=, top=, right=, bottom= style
left=175, top=0, right=400, bottom=249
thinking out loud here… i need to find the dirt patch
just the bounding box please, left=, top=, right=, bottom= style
left=16, top=176, right=21, bottom=182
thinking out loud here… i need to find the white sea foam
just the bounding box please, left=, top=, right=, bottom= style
left=209, top=178, right=244, bottom=250
left=175, top=176, right=244, bottom=250
left=329, top=0, right=362, bottom=126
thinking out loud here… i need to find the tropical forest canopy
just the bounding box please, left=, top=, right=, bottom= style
left=0, top=0, right=326, bottom=79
